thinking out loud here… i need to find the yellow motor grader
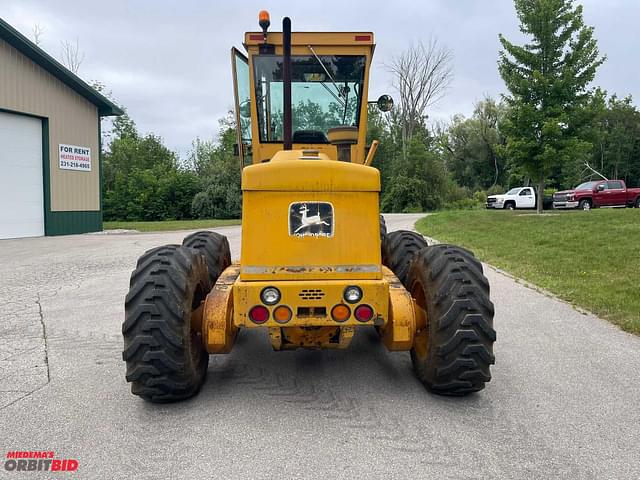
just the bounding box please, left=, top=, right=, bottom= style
left=122, top=12, right=495, bottom=402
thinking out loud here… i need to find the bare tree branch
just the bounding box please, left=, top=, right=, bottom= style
left=60, top=38, right=85, bottom=74
left=386, top=39, right=453, bottom=158
left=32, top=23, right=45, bottom=46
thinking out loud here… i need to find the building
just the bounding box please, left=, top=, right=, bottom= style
left=0, top=18, right=122, bottom=239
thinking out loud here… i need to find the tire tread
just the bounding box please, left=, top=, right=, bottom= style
left=382, top=230, right=429, bottom=286
left=409, top=245, right=496, bottom=396
left=122, top=244, right=211, bottom=402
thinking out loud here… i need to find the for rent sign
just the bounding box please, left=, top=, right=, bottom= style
left=59, top=144, right=91, bottom=171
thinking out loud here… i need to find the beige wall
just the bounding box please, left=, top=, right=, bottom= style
left=0, top=39, right=100, bottom=211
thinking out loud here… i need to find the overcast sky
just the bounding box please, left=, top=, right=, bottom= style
left=4, top=0, right=640, bottom=156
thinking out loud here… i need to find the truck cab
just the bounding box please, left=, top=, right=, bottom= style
left=232, top=31, right=376, bottom=166
left=554, top=180, right=640, bottom=210
left=486, top=187, right=536, bottom=209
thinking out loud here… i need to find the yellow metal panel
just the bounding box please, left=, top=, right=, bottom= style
left=242, top=157, right=380, bottom=192
left=380, top=267, right=416, bottom=351
left=240, top=190, right=381, bottom=280
left=244, top=32, right=375, bottom=47
left=233, top=277, right=388, bottom=327
left=203, top=265, right=239, bottom=353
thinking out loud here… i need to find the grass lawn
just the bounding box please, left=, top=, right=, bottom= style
left=416, top=209, right=640, bottom=334
left=103, top=219, right=241, bottom=232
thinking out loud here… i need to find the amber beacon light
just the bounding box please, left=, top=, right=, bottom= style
left=259, top=10, right=270, bottom=31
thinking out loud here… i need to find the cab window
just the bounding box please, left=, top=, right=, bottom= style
left=519, top=188, right=531, bottom=196
left=253, top=55, right=366, bottom=143
left=607, top=181, right=623, bottom=189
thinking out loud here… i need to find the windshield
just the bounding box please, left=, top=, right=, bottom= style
left=253, top=54, right=366, bottom=143
left=575, top=181, right=598, bottom=190
left=506, top=188, right=520, bottom=195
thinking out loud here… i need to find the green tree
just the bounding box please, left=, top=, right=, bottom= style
left=498, top=0, right=605, bottom=212
left=381, top=130, right=451, bottom=212
left=366, top=105, right=399, bottom=198
left=190, top=115, right=242, bottom=219
left=601, top=95, right=640, bottom=182
left=440, top=97, right=508, bottom=190
left=103, top=112, right=199, bottom=221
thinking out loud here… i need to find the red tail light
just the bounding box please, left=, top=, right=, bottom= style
left=249, top=305, right=269, bottom=324
left=354, top=305, right=374, bottom=322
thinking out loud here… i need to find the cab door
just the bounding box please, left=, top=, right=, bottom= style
left=606, top=180, right=625, bottom=205
left=593, top=181, right=608, bottom=206
left=518, top=187, right=535, bottom=208
left=231, top=48, right=252, bottom=167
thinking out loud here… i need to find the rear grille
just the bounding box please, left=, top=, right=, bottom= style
left=299, top=289, right=325, bottom=300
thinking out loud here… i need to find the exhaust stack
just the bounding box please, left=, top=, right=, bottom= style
left=282, top=17, right=292, bottom=150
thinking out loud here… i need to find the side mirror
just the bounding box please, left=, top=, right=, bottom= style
left=597, top=184, right=605, bottom=192
left=239, top=100, right=251, bottom=118
left=376, top=94, right=394, bottom=112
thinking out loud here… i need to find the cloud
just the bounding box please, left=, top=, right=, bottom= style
left=4, top=0, right=639, bottom=156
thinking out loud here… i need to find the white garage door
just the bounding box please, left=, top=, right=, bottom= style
left=0, top=111, right=45, bottom=239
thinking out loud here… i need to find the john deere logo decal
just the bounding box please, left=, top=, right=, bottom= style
left=289, top=202, right=334, bottom=238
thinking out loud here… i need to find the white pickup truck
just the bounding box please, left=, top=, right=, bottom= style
left=486, top=187, right=536, bottom=210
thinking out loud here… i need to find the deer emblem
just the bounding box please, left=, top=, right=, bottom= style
left=294, top=204, right=330, bottom=233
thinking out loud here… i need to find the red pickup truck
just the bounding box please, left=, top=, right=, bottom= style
left=553, top=180, right=640, bottom=211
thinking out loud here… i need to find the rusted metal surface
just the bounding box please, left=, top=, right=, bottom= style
left=202, top=265, right=240, bottom=353
left=241, top=264, right=380, bottom=275
left=275, top=326, right=354, bottom=350
left=267, top=327, right=283, bottom=350
left=380, top=267, right=415, bottom=351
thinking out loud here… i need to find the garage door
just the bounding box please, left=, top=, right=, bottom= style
left=0, top=111, right=45, bottom=239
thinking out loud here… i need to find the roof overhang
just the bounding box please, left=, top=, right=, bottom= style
left=0, top=17, right=124, bottom=117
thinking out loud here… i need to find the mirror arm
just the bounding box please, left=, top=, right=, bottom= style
left=364, top=140, right=379, bottom=166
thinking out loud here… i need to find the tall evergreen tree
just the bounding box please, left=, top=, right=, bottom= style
left=498, top=0, right=605, bottom=212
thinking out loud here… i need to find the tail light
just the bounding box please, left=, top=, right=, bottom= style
left=331, top=304, right=351, bottom=322
left=354, top=305, right=374, bottom=322
left=273, top=305, right=292, bottom=324
left=249, top=305, right=269, bottom=324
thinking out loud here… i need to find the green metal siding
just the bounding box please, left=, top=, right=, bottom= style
left=45, top=211, right=102, bottom=236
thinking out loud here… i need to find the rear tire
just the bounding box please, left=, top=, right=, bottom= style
left=182, top=231, right=231, bottom=284
left=408, top=245, right=495, bottom=395
left=382, top=230, right=428, bottom=287
left=635, top=197, right=640, bottom=208
left=123, top=245, right=211, bottom=402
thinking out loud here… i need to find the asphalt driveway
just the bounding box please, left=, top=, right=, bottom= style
left=0, top=213, right=638, bottom=479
